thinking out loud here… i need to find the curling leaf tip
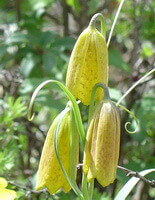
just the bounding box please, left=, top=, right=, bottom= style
left=125, top=122, right=138, bottom=134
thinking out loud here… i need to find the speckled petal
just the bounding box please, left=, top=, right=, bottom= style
left=36, top=112, right=79, bottom=194
left=66, top=27, right=108, bottom=105
left=83, top=100, right=120, bottom=187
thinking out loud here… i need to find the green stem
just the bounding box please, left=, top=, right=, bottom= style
left=88, top=179, right=94, bottom=200
left=70, top=107, right=77, bottom=183
left=89, top=13, right=106, bottom=38
left=88, top=83, right=110, bottom=123
left=82, top=174, right=89, bottom=200
left=27, top=79, right=85, bottom=149
left=116, top=68, right=155, bottom=106
left=107, top=0, right=126, bottom=47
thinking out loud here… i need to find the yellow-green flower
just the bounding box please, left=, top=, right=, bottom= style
left=36, top=110, right=79, bottom=194
left=0, top=177, right=16, bottom=200
left=83, top=100, right=120, bottom=187
left=66, top=25, right=108, bottom=106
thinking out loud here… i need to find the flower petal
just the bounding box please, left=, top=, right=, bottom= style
left=0, top=177, right=8, bottom=188
left=0, top=188, right=16, bottom=200
left=66, top=27, right=108, bottom=105
left=36, top=111, right=79, bottom=194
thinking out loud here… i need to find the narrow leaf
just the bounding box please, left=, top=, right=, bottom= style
left=27, top=80, right=85, bottom=148
left=114, top=169, right=155, bottom=200
left=54, top=107, right=83, bottom=199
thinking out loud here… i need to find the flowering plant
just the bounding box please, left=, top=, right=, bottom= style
left=27, top=7, right=155, bottom=200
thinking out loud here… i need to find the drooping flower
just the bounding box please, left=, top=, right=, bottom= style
left=36, top=110, right=79, bottom=194
left=66, top=23, right=108, bottom=106
left=0, top=177, right=16, bottom=200
left=83, top=100, right=120, bottom=187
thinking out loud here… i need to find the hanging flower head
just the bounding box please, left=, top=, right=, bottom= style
left=66, top=14, right=108, bottom=105
left=36, top=110, right=79, bottom=194
left=83, top=84, right=120, bottom=187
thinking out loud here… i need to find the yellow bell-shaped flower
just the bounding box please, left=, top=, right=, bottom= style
left=83, top=100, right=120, bottom=187
left=0, top=177, right=16, bottom=200
left=66, top=22, right=108, bottom=106
left=36, top=110, right=79, bottom=194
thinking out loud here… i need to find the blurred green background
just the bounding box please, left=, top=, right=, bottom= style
left=0, top=0, right=154, bottom=199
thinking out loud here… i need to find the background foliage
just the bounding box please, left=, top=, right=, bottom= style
left=0, top=0, right=154, bottom=199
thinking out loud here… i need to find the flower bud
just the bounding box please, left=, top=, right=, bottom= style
left=83, top=100, right=120, bottom=187
left=36, top=111, right=79, bottom=194
left=66, top=25, right=108, bottom=105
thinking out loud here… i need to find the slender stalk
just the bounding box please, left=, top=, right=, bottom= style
left=70, top=107, right=77, bottom=184
left=27, top=80, right=85, bottom=148
left=8, top=181, right=46, bottom=194
left=88, top=179, right=94, bottom=200
left=107, top=0, right=126, bottom=47
left=89, top=83, right=110, bottom=122
left=82, top=174, right=89, bottom=200
left=89, top=13, right=106, bottom=37
left=116, top=68, right=155, bottom=106
left=117, top=166, right=155, bottom=187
